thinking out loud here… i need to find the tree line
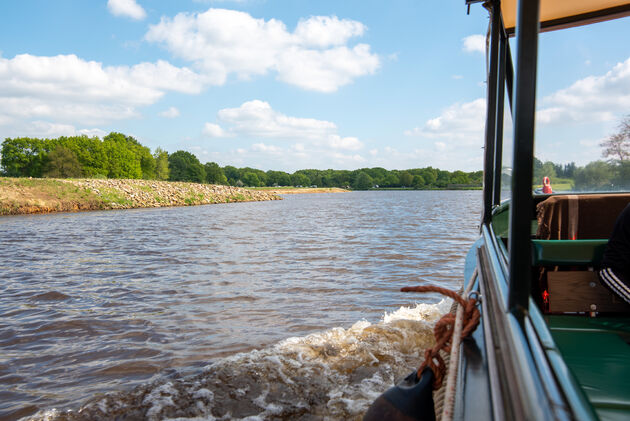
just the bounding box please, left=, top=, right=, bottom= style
left=0, top=133, right=483, bottom=189
left=533, top=116, right=630, bottom=190
left=2, top=114, right=629, bottom=191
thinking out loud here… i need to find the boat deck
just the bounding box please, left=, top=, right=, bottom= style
left=546, top=315, right=630, bottom=421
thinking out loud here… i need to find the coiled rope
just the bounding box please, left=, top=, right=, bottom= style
left=401, top=268, right=480, bottom=421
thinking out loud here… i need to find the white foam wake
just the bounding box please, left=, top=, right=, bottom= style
left=28, top=300, right=451, bottom=421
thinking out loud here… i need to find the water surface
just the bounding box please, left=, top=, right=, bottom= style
left=0, top=190, right=481, bottom=420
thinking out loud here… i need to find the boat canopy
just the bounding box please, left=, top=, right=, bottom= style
left=468, top=0, right=630, bottom=35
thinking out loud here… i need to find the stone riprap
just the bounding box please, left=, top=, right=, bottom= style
left=0, top=177, right=281, bottom=215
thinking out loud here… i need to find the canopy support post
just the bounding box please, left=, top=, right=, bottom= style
left=493, top=20, right=507, bottom=207
left=508, top=0, right=540, bottom=317
left=483, top=0, right=501, bottom=223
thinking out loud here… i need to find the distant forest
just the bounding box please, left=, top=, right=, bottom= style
left=0, top=134, right=482, bottom=190
left=2, top=116, right=630, bottom=191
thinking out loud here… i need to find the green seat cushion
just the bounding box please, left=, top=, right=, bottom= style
left=532, top=239, right=608, bottom=266
left=547, top=316, right=630, bottom=421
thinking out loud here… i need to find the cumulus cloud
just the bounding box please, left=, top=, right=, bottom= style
left=202, top=100, right=366, bottom=169
left=202, top=122, right=231, bottom=138
left=405, top=98, right=486, bottom=141
left=537, top=56, right=630, bottom=124
left=145, top=9, right=380, bottom=92
left=159, top=106, right=180, bottom=118
left=0, top=54, right=205, bottom=126
left=462, top=34, right=485, bottom=54
left=107, top=0, right=146, bottom=20
left=212, top=100, right=337, bottom=139
left=8, top=121, right=107, bottom=139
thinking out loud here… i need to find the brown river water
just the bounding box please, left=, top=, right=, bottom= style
left=0, top=190, right=481, bottom=420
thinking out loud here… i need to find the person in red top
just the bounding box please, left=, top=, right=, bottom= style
left=542, top=176, right=552, bottom=194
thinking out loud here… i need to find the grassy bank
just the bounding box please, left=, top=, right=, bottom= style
left=247, top=187, right=350, bottom=194
left=0, top=177, right=281, bottom=216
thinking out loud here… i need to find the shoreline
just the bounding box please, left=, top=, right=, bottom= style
left=249, top=187, right=350, bottom=194
left=0, top=177, right=281, bottom=216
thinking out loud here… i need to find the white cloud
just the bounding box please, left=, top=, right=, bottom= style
left=294, top=16, right=365, bottom=48
left=202, top=122, right=231, bottom=138
left=405, top=98, right=486, bottom=141
left=214, top=100, right=337, bottom=139
left=251, top=143, right=282, bottom=153
left=8, top=121, right=107, bottom=139
left=327, top=135, right=362, bottom=151
left=145, top=9, right=380, bottom=92
left=462, top=34, right=485, bottom=54
left=159, top=106, right=180, bottom=118
left=537, top=57, right=630, bottom=124
left=107, top=0, right=146, bottom=20
left=0, top=54, right=205, bottom=126
left=202, top=100, right=367, bottom=170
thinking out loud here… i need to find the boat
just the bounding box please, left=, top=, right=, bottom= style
left=367, top=1, right=630, bottom=420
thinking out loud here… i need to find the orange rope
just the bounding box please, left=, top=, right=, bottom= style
left=400, top=285, right=480, bottom=389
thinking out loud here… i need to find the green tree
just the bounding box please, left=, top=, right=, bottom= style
left=205, top=162, right=227, bottom=184
left=102, top=133, right=142, bottom=179
left=399, top=171, right=413, bottom=187
left=533, top=159, right=557, bottom=184
left=450, top=170, right=470, bottom=185
left=266, top=170, right=291, bottom=186
left=574, top=161, right=615, bottom=190
left=43, top=146, right=83, bottom=178
left=223, top=165, right=241, bottom=185
left=54, top=135, right=108, bottom=177
left=412, top=174, right=426, bottom=189
left=168, top=150, right=206, bottom=183
left=242, top=172, right=261, bottom=187
left=291, top=173, right=310, bottom=187
left=0, top=137, right=48, bottom=177
left=435, top=170, right=451, bottom=188
left=420, top=168, right=438, bottom=186
left=353, top=171, right=373, bottom=190
left=154, top=148, right=170, bottom=180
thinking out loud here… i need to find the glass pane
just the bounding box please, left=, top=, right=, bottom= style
left=533, top=17, right=630, bottom=194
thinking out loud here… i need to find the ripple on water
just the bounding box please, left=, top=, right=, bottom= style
left=0, top=191, right=481, bottom=420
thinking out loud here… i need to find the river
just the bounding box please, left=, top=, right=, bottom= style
left=0, top=190, right=481, bottom=420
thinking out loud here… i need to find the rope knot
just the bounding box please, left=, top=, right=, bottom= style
left=400, top=285, right=480, bottom=389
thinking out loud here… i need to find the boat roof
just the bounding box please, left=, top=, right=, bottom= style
left=467, top=0, right=630, bottom=35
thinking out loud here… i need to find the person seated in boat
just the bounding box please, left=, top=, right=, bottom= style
left=542, top=176, right=552, bottom=194
left=599, top=203, right=630, bottom=304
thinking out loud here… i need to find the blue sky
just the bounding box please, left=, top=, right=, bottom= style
left=1, top=0, right=628, bottom=172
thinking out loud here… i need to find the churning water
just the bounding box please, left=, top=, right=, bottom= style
left=0, top=190, right=481, bottom=420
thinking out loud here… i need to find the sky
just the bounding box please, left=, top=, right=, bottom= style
left=0, top=0, right=629, bottom=172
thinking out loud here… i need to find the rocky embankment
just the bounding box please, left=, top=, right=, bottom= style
left=0, top=177, right=281, bottom=215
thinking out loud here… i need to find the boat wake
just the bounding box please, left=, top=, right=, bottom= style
left=28, top=300, right=450, bottom=421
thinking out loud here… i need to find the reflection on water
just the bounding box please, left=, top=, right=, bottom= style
left=0, top=190, right=481, bottom=420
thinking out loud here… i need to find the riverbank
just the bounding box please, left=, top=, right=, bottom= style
left=0, top=177, right=281, bottom=216
left=249, top=187, right=350, bottom=194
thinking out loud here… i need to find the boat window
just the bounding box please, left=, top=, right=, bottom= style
left=500, top=90, right=514, bottom=204
left=532, top=16, right=630, bottom=195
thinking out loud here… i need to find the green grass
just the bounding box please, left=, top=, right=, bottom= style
left=229, top=193, right=247, bottom=202
left=184, top=192, right=205, bottom=205
left=99, top=188, right=133, bottom=206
